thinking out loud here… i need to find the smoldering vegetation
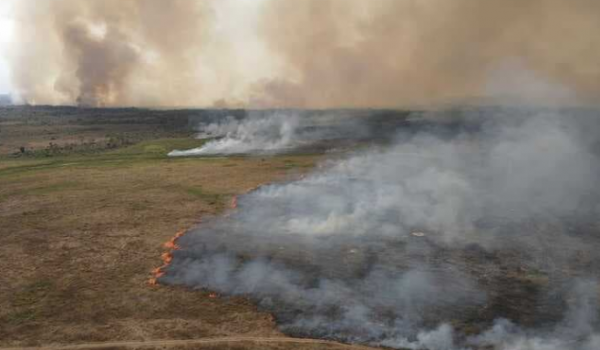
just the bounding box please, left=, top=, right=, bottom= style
left=161, top=106, right=600, bottom=349
left=169, top=109, right=410, bottom=156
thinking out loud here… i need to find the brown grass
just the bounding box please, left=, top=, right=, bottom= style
left=0, top=142, right=322, bottom=347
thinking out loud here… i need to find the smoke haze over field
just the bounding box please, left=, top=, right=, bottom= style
left=169, top=113, right=305, bottom=156
left=163, top=106, right=600, bottom=348
left=7, top=0, right=600, bottom=107
left=168, top=110, right=382, bottom=156
left=163, top=71, right=600, bottom=348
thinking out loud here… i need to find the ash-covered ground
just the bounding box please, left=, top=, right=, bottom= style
left=161, top=106, right=600, bottom=350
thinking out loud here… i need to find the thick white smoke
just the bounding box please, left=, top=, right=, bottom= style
left=466, top=280, right=600, bottom=350
left=162, top=106, right=600, bottom=349
left=169, top=113, right=302, bottom=156
left=168, top=110, right=378, bottom=156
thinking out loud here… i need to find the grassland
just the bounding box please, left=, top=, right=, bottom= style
left=0, top=109, right=329, bottom=348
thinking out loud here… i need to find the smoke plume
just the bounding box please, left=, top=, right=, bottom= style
left=162, top=105, right=600, bottom=348
left=169, top=110, right=383, bottom=156
left=8, top=0, right=215, bottom=107
left=8, top=0, right=600, bottom=108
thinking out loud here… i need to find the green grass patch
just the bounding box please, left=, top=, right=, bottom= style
left=112, top=138, right=208, bottom=158
left=0, top=181, right=80, bottom=202
left=0, top=137, right=210, bottom=177
left=28, top=182, right=79, bottom=196
left=276, top=159, right=314, bottom=170
left=11, top=280, right=53, bottom=308
left=185, top=186, right=226, bottom=206
left=6, top=280, right=55, bottom=325
left=5, top=309, right=39, bottom=325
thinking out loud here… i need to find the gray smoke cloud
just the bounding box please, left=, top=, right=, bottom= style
left=169, top=112, right=304, bottom=156
left=467, top=280, right=600, bottom=350
left=161, top=105, right=600, bottom=348
left=169, top=110, right=381, bottom=156
left=252, top=0, right=600, bottom=108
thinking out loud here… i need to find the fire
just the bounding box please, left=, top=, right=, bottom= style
left=149, top=186, right=261, bottom=287
left=163, top=230, right=185, bottom=249
left=161, top=252, right=173, bottom=264
left=230, top=185, right=261, bottom=210
left=149, top=229, right=186, bottom=286
left=163, top=241, right=177, bottom=249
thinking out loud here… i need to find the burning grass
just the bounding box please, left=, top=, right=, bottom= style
left=150, top=185, right=264, bottom=288
left=4, top=106, right=599, bottom=350
left=149, top=230, right=186, bottom=286
left=157, top=109, right=600, bottom=349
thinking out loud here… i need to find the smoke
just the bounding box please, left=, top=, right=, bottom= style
left=252, top=0, right=600, bottom=108
left=161, top=104, right=600, bottom=348
left=62, top=19, right=139, bottom=107
left=169, top=112, right=302, bottom=156
left=9, top=0, right=600, bottom=108
left=468, top=280, right=600, bottom=350
left=8, top=0, right=217, bottom=107
left=169, top=110, right=380, bottom=156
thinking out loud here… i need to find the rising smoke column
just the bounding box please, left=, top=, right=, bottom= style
left=8, top=0, right=215, bottom=107
left=162, top=106, right=600, bottom=348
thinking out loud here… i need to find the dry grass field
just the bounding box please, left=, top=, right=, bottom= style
left=0, top=108, right=347, bottom=348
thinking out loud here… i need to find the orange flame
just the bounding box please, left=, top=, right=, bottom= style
left=149, top=229, right=186, bottom=286
left=149, top=187, right=261, bottom=289
left=230, top=186, right=261, bottom=210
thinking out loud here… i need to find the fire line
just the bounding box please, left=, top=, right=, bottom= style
left=149, top=187, right=259, bottom=287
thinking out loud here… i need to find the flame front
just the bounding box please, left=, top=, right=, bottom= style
left=149, top=229, right=185, bottom=286
left=149, top=187, right=259, bottom=286
left=230, top=185, right=261, bottom=210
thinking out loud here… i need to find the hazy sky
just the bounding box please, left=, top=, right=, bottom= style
left=0, top=0, right=266, bottom=98
left=0, top=0, right=15, bottom=94
left=5, top=0, right=600, bottom=107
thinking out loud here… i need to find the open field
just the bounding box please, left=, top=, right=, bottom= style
left=0, top=106, right=197, bottom=156
left=3, top=106, right=600, bottom=350
left=0, top=108, right=333, bottom=348
left=1, top=337, right=377, bottom=350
